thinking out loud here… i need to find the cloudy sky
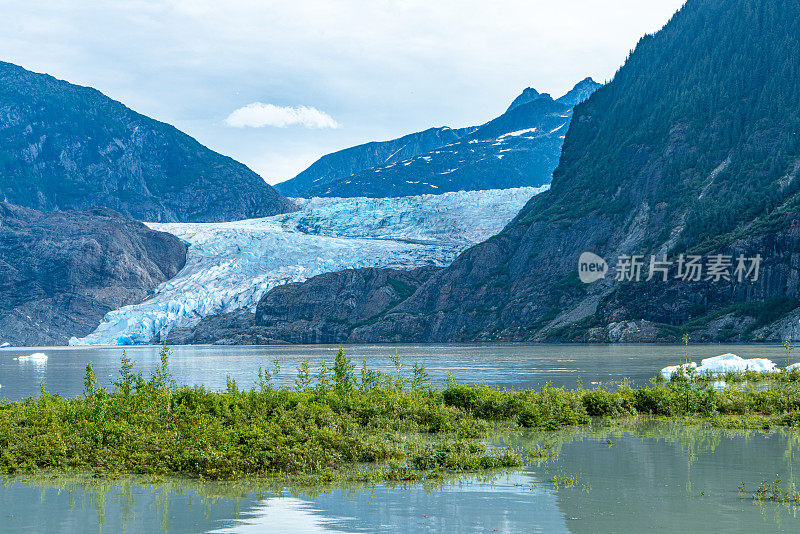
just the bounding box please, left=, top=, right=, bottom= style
left=1, top=0, right=686, bottom=184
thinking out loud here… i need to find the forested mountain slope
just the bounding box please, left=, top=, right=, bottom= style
left=252, top=0, right=800, bottom=343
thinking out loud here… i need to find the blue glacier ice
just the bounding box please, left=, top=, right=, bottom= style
left=70, top=187, right=546, bottom=346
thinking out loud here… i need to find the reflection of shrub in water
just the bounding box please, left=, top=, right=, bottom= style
left=742, top=475, right=800, bottom=506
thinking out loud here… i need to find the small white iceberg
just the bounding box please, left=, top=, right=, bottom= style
left=697, top=353, right=777, bottom=374
left=0, top=342, right=10, bottom=348
left=15, top=352, right=48, bottom=363
left=661, top=353, right=778, bottom=379
left=786, top=363, right=800, bottom=372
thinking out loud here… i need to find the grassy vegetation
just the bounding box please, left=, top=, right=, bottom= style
left=5, top=346, right=800, bottom=484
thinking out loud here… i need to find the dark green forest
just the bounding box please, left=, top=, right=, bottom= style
left=522, top=0, right=800, bottom=252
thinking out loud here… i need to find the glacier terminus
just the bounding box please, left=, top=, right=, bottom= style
left=70, top=186, right=547, bottom=346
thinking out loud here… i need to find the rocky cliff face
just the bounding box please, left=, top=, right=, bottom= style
left=255, top=266, right=439, bottom=343
left=241, top=0, right=800, bottom=344
left=275, top=79, right=600, bottom=198
left=0, top=203, right=187, bottom=346
left=168, top=267, right=437, bottom=344
left=0, top=61, right=296, bottom=222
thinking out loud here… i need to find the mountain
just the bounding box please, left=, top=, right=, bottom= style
left=0, top=61, right=296, bottom=222
left=245, top=0, right=800, bottom=344
left=275, top=79, right=600, bottom=198
left=166, top=267, right=439, bottom=345
left=273, top=126, right=475, bottom=198
left=505, top=87, right=546, bottom=112
left=0, top=203, right=187, bottom=346
left=555, top=77, right=604, bottom=106
left=255, top=267, right=439, bottom=344
left=504, top=78, right=601, bottom=112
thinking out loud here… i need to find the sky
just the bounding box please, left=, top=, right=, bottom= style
left=0, top=0, right=686, bottom=185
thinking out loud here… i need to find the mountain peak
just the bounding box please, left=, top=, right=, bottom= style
left=505, top=87, right=548, bottom=113
left=556, top=77, right=602, bottom=106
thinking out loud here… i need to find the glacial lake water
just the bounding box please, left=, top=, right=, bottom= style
left=1, top=343, right=799, bottom=533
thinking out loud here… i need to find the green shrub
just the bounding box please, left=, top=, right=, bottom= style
left=582, top=388, right=637, bottom=417
left=633, top=387, right=677, bottom=416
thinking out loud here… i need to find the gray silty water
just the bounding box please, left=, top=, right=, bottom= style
left=0, top=343, right=790, bottom=401
left=1, top=422, right=799, bottom=533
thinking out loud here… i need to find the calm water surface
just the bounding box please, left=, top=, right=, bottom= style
left=0, top=343, right=797, bottom=533
left=0, top=343, right=791, bottom=401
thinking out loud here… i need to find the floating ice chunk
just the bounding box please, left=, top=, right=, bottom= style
left=661, top=353, right=779, bottom=378
left=696, top=353, right=777, bottom=374
left=660, top=362, right=697, bottom=379
left=0, top=342, right=10, bottom=348
left=786, top=363, right=800, bottom=372
left=16, top=352, right=48, bottom=362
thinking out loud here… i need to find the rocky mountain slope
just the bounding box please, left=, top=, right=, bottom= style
left=0, top=203, right=187, bottom=346
left=275, top=79, right=600, bottom=198
left=0, top=61, right=296, bottom=222
left=245, top=0, right=800, bottom=344
left=273, top=126, right=475, bottom=198
left=167, top=267, right=439, bottom=345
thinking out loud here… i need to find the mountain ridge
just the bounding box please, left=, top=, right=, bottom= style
left=276, top=78, right=600, bottom=198
left=0, top=61, right=296, bottom=222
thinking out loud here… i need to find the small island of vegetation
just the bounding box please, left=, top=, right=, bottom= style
left=2, top=346, right=800, bottom=485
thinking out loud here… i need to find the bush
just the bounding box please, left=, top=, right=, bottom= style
left=582, top=388, right=637, bottom=417
left=518, top=387, right=588, bottom=429
left=633, top=387, right=677, bottom=416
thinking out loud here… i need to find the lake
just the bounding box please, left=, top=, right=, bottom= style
left=0, top=343, right=793, bottom=401
left=0, top=343, right=798, bottom=532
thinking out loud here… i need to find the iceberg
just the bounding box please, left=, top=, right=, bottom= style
left=70, top=186, right=547, bottom=346
left=660, top=353, right=778, bottom=379
left=697, top=353, right=777, bottom=374
left=16, top=352, right=48, bottom=362
left=0, top=342, right=10, bottom=348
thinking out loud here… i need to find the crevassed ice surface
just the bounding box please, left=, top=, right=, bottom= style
left=70, top=186, right=547, bottom=346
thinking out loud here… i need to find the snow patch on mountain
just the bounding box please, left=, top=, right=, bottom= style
left=70, top=186, right=547, bottom=346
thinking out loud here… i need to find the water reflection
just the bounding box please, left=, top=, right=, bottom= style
left=207, top=497, right=358, bottom=534
left=2, top=422, right=800, bottom=533
left=522, top=421, right=800, bottom=533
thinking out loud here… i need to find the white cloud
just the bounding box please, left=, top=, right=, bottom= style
left=224, top=103, right=340, bottom=129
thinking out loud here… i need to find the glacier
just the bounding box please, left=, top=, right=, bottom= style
left=70, top=186, right=547, bottom=346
